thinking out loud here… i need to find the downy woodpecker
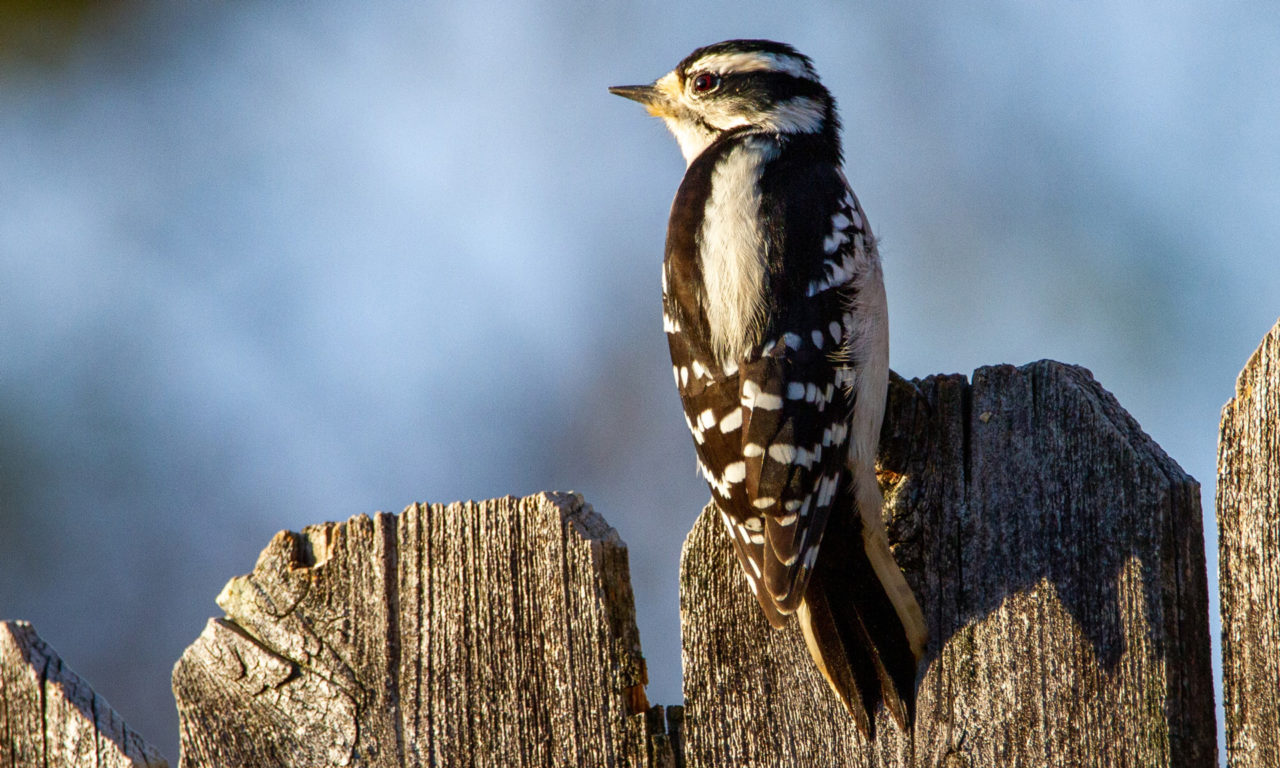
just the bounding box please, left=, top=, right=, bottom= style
left=610, top=39, right=926, bottom=737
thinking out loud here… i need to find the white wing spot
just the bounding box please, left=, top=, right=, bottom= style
left=685, top=413, right=705, bottom=444
left=718, top=408, right=743, bottom=433
left=829, top=321, right=842, bottom=342
left=817, top=474, right=838, bottom=507
left=742, top=379, right=783, bottom=410
left=744, top=516, right=764, bottom=532
left=752, top=497, right=775, bottom=509
left=794, top=446, right=816, bottom=469
left=806, top=278, right=831, bottom=297
left=786, top=381, right=805, bottom=400
left=700, top=460, right=730, bottom=496
left=680, top=366, right=689, bottom=387
left=756, top=392, right=783, bottom=410
left=767, top=443, right=796, bottom=464
left=811, top=329, right=825, bottom=349
left=782, top=332, right=801, bottom=349
left=823, top=231, right=849, bottom=254
left=723, top=461, right=747, bottom=483
left=697, top=409, right=716, bottom=430
left=743, top=442, right=764, bottom=458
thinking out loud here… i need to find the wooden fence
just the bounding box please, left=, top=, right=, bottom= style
left=3, top=319, right=1279, bottom=767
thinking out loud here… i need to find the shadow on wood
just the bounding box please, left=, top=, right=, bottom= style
left=680, top=361, right=1215, bottom=767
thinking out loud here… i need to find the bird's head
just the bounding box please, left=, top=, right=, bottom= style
left=610, top=39, right=837, bottom=166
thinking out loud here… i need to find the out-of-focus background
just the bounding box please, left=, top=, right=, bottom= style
left=1, top=1, right=1275, bottom=761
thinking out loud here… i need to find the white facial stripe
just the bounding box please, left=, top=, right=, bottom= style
left=689, top=51, right=816, bottom=81
left=758, top=97, right=826, bottom=134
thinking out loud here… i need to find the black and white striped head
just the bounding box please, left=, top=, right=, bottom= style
left=610, top=40, right=839, bottom=166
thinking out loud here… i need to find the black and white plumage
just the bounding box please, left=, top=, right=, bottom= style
left=611, top=40, right=927, bottom=737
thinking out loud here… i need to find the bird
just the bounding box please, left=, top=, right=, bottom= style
left=609, top=39, right=927, bottom=738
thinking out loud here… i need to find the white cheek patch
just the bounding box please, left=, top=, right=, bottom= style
left=759, top=96, right=826, bottom=134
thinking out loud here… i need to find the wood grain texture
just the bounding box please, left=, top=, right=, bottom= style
left=0, top=620, right=168, bottom=768
left=680, top=361, right=1215, bottom=767
left=172, top=492, right=674, bottom=768
left=1219, top=319, right=1280, bottom=768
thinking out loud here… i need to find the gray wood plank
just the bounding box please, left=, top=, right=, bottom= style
left=679, top=362, right=1215, bottom=767
left=1219, top=319, right=1280, bottom=768
left=172, top=492, right=671, bottom=767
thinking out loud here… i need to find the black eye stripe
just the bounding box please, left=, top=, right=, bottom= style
left=717, top=71, right=827, bottom=101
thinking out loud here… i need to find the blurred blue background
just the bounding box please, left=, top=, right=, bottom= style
left=2, top=2, right=1276, bottom=762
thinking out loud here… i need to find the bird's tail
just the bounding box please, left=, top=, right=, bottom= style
left=797, top=479, right=926, bottom=739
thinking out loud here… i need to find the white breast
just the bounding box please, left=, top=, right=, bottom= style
left=699, top=135, right=780, bottom=363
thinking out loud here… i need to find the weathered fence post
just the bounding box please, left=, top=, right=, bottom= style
left=170, top=492, right=676, bottom=768
left=0, top=621, right=168, bottom=768
left=681, top=361, right=1216, bottom=767
left=1219, top=318, right=1280, bottom=768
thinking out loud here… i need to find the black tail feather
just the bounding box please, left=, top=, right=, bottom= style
left=799, top=495, right=921, bottom=736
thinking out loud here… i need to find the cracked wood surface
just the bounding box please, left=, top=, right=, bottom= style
left=1219, top=319, right=1280, bottom=768
left=0, top=620, right=168, bottom=768
left=171, top=492, right=676, bottom=768
left=679, top=361, right=1215, bottom=767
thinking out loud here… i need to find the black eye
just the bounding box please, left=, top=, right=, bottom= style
left=691, top=72, right=720, bottom=94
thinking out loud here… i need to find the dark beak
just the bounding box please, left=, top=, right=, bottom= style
left=608, top=84, right=661, bottom=105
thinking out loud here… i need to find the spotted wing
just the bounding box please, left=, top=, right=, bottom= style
left=735, top=319, right=852, bottom=616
